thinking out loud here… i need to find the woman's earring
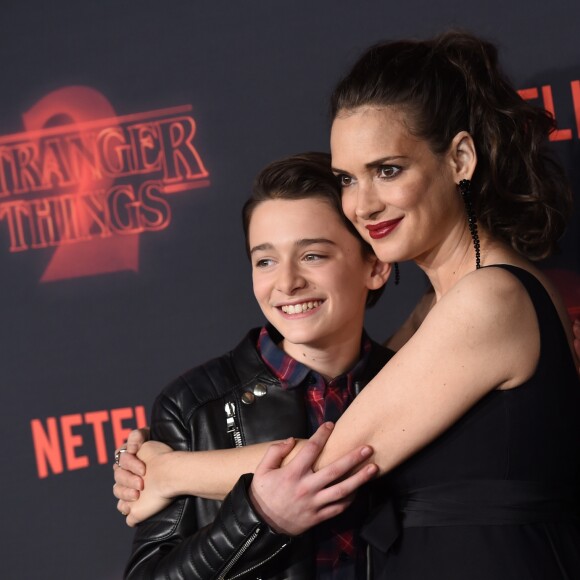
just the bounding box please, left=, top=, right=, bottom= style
left=393, top=262, right=400, bottom=285
left=458, top=179, right=481, bottom=270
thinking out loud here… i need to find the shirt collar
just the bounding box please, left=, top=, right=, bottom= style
left=257, top=323, right=373, bottom=390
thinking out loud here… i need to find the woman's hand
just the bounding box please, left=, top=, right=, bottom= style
left=113, top=428, right=149, bottom=505
left=249, top=422, right=378, bottom=536
left=117, top=440, right=176, bottom=527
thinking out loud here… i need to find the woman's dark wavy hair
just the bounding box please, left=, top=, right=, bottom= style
left=330, top=31, right=572, bottom=260
left=242, top=152, right=385, bottom=307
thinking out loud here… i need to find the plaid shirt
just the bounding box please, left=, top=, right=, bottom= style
left=257, top=324, right=373, bottom=580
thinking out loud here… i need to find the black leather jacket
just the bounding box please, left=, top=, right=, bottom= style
left=125, top=328, right=393, bottom=579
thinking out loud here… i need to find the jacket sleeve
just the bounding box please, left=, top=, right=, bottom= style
left=123, top=382, right=292, bottom=579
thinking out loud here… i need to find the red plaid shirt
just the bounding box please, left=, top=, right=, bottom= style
left=257, top=325, right=372, bottom=579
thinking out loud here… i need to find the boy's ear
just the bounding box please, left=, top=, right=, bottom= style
left=367, top=258, right=392, bottom=290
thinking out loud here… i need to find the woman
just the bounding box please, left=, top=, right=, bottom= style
left=118, top=31, right=580, bottom=578
left=320, top=31, right=580, bottom=577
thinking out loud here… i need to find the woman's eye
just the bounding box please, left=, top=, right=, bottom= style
left=336, top=174, right=353, bottom=187
left=378, top=165, right=401, bottom=179
left=303, top=254, right=323, bottom=262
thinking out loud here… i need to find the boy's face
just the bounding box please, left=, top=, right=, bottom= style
left=248, top=198, right=386, bottom=355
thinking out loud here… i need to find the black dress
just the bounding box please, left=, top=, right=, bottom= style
left=362, top=265, right=580, bottom=579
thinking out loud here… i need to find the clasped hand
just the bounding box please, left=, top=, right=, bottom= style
left=114, top=429, right=174, bottom=527
left=113, top=422, right=377, bottom=533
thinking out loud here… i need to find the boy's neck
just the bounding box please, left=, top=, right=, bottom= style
left=280, top=331, right=364, bottom=381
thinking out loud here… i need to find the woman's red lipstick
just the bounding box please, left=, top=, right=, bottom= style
left=366, top=218, right=403, bottom=239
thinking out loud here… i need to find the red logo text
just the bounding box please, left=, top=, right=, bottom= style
left=31, top=405, right=147, bottom=479
left=0, top=86, right=210, bottom=282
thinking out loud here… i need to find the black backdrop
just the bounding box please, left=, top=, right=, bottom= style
left=1, top=1, right=579, bottom=578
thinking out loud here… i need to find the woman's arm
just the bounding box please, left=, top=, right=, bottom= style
left=313, top=267, right=540, bottom=472
left=119, top=425, right=375, bottom=526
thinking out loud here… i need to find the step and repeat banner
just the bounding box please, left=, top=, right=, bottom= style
left=1, top=1, right=579, bottom=578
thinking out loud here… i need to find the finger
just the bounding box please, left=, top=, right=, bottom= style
left=113, top=482, right=141, bottom=501
left=125, top=427, right=149, bottom=454
left=118, top=450, right=146, bottom=476
left=114, top=460, right=144, bottom=488
left=117, top=499, right=130, bottom=517
left=317, top=463, right=378, bottom=506
left=314, top=497, right=354, bottom=523
left=314, top=445, right=374, bottom=489
left=255, top=438, right=297, bottom=474
left=113, top=468, right=144, bottom=497
left=288, top=422, right=335, bottom=473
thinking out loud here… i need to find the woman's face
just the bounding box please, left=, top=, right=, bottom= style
left=330, top=106, right=466, bottom=267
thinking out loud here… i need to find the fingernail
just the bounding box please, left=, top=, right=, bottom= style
left=284, top=437, right=294, bottom=444
left=325, top=422, right=335, bottom=430
left=360, top=446, right=372, bottom=457
left=367, top=464, right=378, bottom=475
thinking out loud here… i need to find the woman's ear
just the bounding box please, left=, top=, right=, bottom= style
left=448, top=131, right=477, bottom=181
left=367, top=257, right=392, bottom=291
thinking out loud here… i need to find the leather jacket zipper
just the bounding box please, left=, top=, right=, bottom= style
left=224, top=401, right=243, bottom=447
left=219, top=524, right=290, bottom=580
left=218, top=525, right=260, bottom=579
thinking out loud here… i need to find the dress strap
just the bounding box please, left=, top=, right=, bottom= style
left=481, top=264, right=578, bottom=382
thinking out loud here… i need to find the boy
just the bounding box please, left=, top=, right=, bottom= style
left=119, top=152, right=393, bottom=578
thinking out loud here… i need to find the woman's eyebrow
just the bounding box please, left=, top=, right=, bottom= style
left=332, top=155, right=408, bottom=174
left=365, top=155, right=408, bottom=169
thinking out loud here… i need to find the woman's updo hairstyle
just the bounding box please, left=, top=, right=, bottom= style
left=331, top=30, right=572, bottom=260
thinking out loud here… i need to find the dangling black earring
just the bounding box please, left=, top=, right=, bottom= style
left=393, top=262, right=400, bottom=285
left=458, top=179, right=481, bottom=270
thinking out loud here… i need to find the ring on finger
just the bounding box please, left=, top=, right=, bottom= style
left=114, top=447, right=128, bottom=467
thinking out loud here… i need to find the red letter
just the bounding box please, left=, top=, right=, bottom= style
left=541, top=85, right=572, bottom=141
left=138, top=181, right=171, bottom=231
left=31, top=418, right=63, bottom=479
left=84, top=410, right=110, bottom=464
left=0, top=201, right=31, bottom=251
left=571, top=80, right=580, bottom=139
left=111, top=407, right=134, bottom=450
left=61, top=413, right=89, bottom=471
left=518, top=87, right=539, bottom=101
left=134, top=405, right=147, bottom=428
left=158, top=117, right=209, bottom=183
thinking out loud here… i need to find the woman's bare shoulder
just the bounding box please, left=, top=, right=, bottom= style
left=434, top=265, right=533, bottom=329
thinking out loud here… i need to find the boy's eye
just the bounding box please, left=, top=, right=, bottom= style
left=255, top=258, right=274, bottom=268
left=303, top=254, right=323, bottom=262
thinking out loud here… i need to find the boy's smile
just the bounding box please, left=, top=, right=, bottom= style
left=248, top=197, right=387, bottom=370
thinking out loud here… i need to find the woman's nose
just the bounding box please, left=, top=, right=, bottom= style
left=354, top=182, right=384, bottom=220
